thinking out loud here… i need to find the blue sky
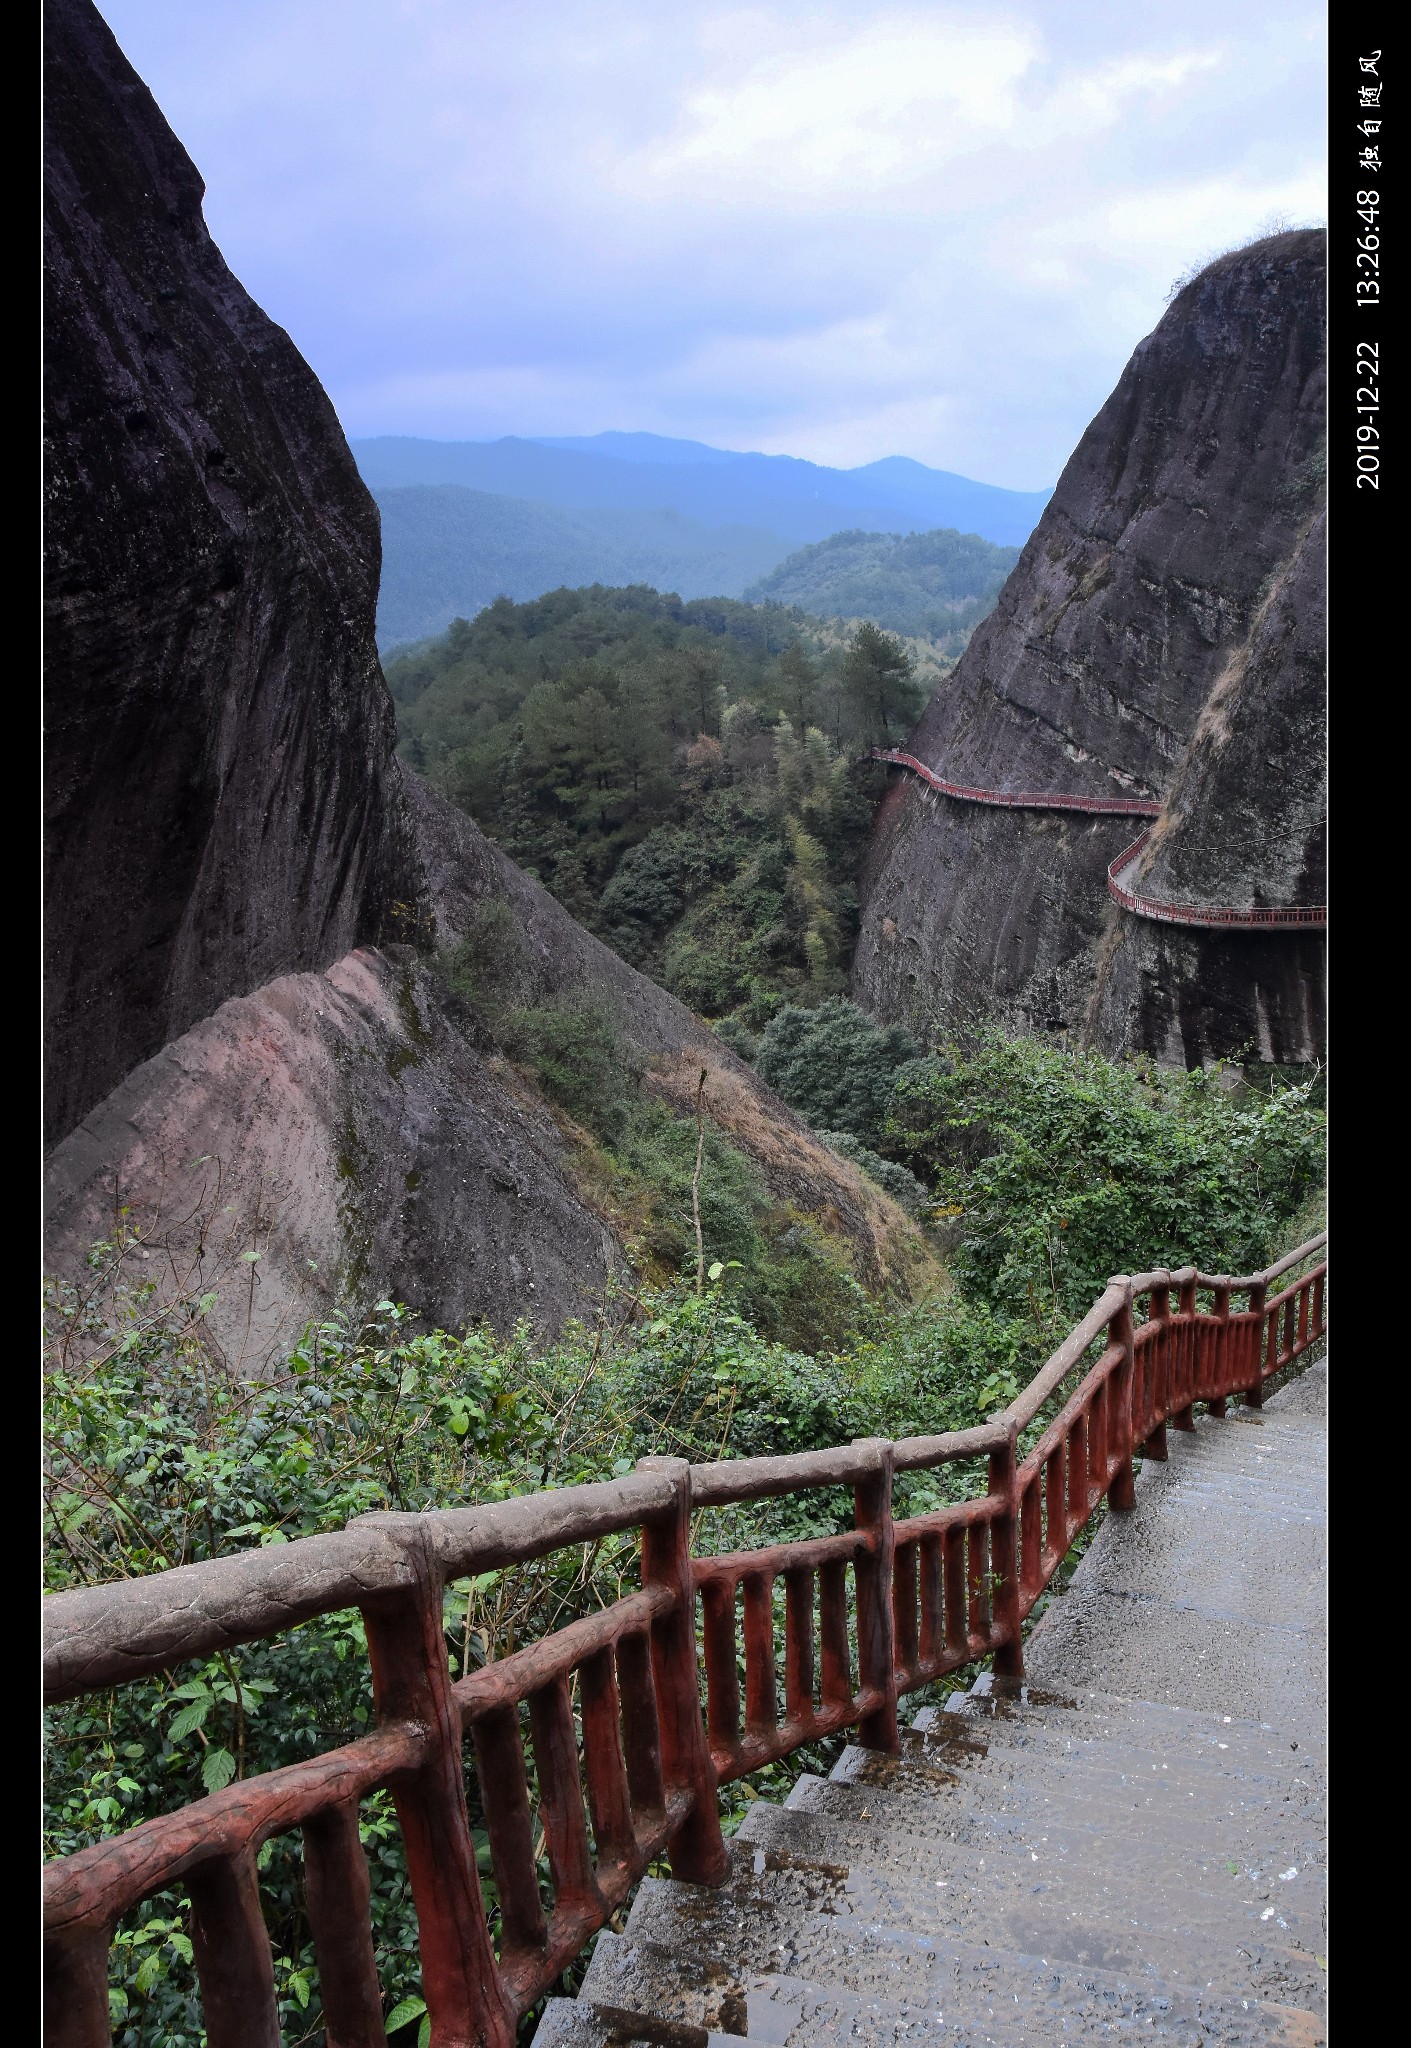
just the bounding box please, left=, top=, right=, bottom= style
left=94, top=1, right=1325, bottom=490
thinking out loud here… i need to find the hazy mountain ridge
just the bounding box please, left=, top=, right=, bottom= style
left=352, top=432, right=1051, bottom=548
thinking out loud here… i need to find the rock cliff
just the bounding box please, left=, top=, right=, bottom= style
left=853, top=231, right=1325, bottom=1066
left=43, top=0, right=930, bottom=1356
left=46, top=779, right=929, bottom=1363
left=44, top=0, right=417, bottom=1145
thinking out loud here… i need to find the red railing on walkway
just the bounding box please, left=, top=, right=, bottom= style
left=869, top=747, right=1162, bottom=817
left=871, top=750, right=1328, bottom=931
left=42, top=1237, right=1327, bottom=2048
left=1105, top=830, right=1328, bottom=931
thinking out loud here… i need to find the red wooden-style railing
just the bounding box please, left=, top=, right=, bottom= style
left=1105, top=830, right=1328, bottom=931
left=869, top=747, right=1162, bottom=818
left=871, top=750, right=1328, bottom=931
left=42, top=1236, right=1327, bottom=2048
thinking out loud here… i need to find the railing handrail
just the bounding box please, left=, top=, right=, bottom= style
left=869, top=747, right=1162, bottom=817
left=870, top=750, right=1328, bottom=931
left=41, top=1236, right=1326, bottom=1698
left=1106, top=829, right=1327, bottom=931
left=42, top=1232, right=1327, bottom=2046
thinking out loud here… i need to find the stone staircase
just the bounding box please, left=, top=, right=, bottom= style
left=533, top=1366, right=1326, bottom=2047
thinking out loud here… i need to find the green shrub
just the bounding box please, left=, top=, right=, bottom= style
left=435, top=897, right=524, bottom=1014
left=500, top=996, right=641, bottom=1142
left=613, top=1100, right=765, bottom=1277
left=711, top=1016, right=759, bottom=1063
left=755, top=998, right=918, bottom=1149
left=814, top=1129, right=928, bottom=1215
left=888, top=1032, right=1325, bottom=1319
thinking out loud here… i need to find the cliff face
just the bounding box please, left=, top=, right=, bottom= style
left=853, top=232, right=1326, bottom=1065
left=44, top=0, right=416, bottom=1146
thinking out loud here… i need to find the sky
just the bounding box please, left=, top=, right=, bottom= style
left=93, top=1, right=1326, bottom=491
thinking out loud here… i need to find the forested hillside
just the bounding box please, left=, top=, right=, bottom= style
left=387, top=587, right=927, bottom=1021
left=372, top=485, right=791, bottom=649
left=744, top=525, right=1020, bottom=653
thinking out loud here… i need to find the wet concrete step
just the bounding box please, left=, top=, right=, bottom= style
left=897, top=1704, right=1321, bottom=1801
left=910, top=1723, right=1322, bottom=1812
left=711, top=1802, right=1324, bottom=2014
left=765, top=1771, right=1325, bottom=1922
left=1025, top=1387, right=1326, bottom=1741
left=922, top=1688, right=1325, bottom=1779
left=537, top=1925, right=1324, bottom=2046
left=824, top=1734, right=1324, bottom=1850
left=780, top=1772, right=1324, bottom=1939
left=611, top=1852, right=1324, bottom=2040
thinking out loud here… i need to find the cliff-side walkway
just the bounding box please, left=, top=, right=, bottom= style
left=536, top=1366, right=1327, bottom=2046
left=872, top=749, right=1328, bottom=931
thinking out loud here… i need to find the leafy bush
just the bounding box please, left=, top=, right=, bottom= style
left=613, top=1100, right=766, bottom=1277
left=436, top=897, right=525, bottom=1013
left=501, top=996, right=641, bottom=1142
left=755, top=998, right=919, bottom=1150
left=711, top=1015, right=759, bottom=1063
left=888, top=1033, right=1325, bottom=1319
left=814, top=1129, right=928, bottom=1215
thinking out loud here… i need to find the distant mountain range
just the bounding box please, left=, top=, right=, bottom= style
left=354, top=433, right=1050, bottom=650
left=354, top=432, right=1051, bottom=548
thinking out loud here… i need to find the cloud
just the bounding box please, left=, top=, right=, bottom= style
left=629, top=24, right=1226, bottom=206
left=92, top=0, right=1326, bottom=488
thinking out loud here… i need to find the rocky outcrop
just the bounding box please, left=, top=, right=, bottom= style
left=44, top=0, right=417, bottom=1145
left=45, top=778, right=932, bottom=1359
left=43, top=946, right=617, bottom=1366
left=1088, top=509, right=1326, bottom=1064
left=853, top=232, right=1326, bottom=1065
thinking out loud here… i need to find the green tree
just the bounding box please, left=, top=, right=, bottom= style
left=755, top=999, right=919, bottom=1149
left=843, top=621, right=925, bottom=744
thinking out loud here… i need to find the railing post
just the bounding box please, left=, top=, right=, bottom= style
left=1208, top=1279, right=1231, bottom=1417
left=989, top=1424, right=1025, bottom=1679
left=852, top=1438, right=900, bottom=1752
left=1171, top=1269, right=1197, bottom=1431
left=186, top=1849, right=281, bottom=2048
left=301, top=1799, right=388, bottom=2048
left=42, top=1923, right=112, bottom=2048
left=1106, top=1279, right=1137, bottom=1512
left=1141, top=1275, right=1170, bottom=1459
left=1244, top=1279, right=1268, bottom=1407
left=358, top=1516, right=512, bottom=2048
left=637, top=1458, right=730, bottom=1885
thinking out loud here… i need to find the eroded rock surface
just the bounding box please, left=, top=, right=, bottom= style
left=45, top=790, right=930, bottom=1357
left=43, top=946, right=618, bottom=1366
left=44, top=0, right=416, bottom=1144
left=854, top=232, right=1326, bottom=1065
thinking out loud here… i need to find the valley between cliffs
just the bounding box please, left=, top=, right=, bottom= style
left=42, top=0, right=931, bottom=1361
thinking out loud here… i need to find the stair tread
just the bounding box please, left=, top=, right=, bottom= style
left=925, top=1687, right=1325, bottom=1769
left=624, top=1817, right=1324, bottom=2015
left=740, top=1793, right=1324, bottom=1938
left=822, top=1739, right=1324, bottom=1839
left=559, top=1928, right=1325, bottom=2045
